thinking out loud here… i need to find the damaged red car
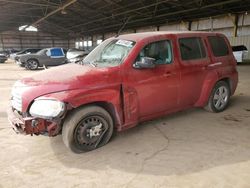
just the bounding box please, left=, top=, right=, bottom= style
left=8, top=31, right=238, bottom=153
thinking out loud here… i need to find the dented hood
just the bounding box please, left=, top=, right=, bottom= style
left=21, top=63, right=114, bottom=90
left=16, top=63, right=120, bottom=110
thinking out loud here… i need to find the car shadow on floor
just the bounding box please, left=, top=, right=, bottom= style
left=49, top=95, right=250, bottom=176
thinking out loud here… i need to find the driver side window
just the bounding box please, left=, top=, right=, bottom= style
left=137, top=40, right=172, bottom=65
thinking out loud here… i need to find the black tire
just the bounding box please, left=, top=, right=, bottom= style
left=62, top=106, right=114, bottom=153
left=25, top=59, right=39, bottom=70
left=205, top=81, right=230, bottom=113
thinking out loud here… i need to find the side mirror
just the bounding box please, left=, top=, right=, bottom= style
left=133, top=57, right=156, bottom=69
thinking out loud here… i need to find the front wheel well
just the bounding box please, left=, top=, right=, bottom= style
left=26, top=58, right=40, bottom=65
left=70, top=101, right=120, bottom=129
left=27, top=58, right=39, bottom=62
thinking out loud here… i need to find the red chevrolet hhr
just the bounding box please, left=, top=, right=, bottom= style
left=8, top=31, right=238, bottom=153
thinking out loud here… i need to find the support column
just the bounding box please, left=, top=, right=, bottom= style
left=240, top=13, right=245, bottom=36
left=19, top=32, right=23, bottom=50
left=210, top=17, right=214, bottom=32
left=188, top=21, right=192, bottom=31
left=0, top=33, right=4, bottom=50
left=233, top=14, right=239, bottom=37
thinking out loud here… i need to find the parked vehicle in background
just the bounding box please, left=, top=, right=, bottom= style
left=0, top=51, right=8, bottom=63
left=2, top=49, right=20, bottom=58
left=10, top=48, right=41, bottom=61
left=63, top=48, right=68, bottom=55
left=16, top=47, right=67, bottom=70
left=66, top=48, right=89, bottom=63
left=8, top=31, right=238, bottom=153
left=232, top=45, right=248, bottom=63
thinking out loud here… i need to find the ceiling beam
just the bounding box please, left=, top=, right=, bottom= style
left=79, top=0, right=244, bottom=34
left=30, top=0, right=77, bottom=27
left=68, top=0, right=173, bottom=29
left=0, top=0, right=59, bottom=7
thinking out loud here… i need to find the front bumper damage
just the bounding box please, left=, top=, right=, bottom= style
left=7, top=107, right=61, bottom=136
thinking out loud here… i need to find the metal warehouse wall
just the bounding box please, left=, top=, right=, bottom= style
left=0, top=31, right=75, bottom=50
left=93, top=13, right=250, bottom=59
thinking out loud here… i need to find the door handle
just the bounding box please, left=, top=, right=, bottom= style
left=164, top=72, right=172, bottom=77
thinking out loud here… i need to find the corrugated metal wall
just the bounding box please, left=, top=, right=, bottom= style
left=2, top=13, right=250, bottom=53
left=99, top=13, right=250, bottom=60
left=0, top=31, right=75, bottom=50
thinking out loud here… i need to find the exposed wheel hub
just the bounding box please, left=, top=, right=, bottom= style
left=75, top=116, right=106, bottom=147
left=27, top=60, right=37, bottom=69
left=87, top=123, right=103, bottom=138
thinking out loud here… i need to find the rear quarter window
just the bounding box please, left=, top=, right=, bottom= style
left=179, top=37, right=206, bottom=61
left=50, top=48, right=65, bottom=58
left=208, top=36, right=229, bottom=57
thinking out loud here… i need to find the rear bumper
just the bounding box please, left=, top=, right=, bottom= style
left=7, top=106, right=60, bottom=136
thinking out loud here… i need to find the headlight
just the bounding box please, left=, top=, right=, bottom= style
left=29, top=99, right=65, bottom=118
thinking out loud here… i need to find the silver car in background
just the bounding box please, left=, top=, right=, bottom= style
left=16, top=47, right=67, bottom=70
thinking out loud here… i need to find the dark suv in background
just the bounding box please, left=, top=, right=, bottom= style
left=0, top=51, right=8, bottom=63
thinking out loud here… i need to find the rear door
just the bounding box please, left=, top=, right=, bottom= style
left=177, top=35, right=210, bottom=106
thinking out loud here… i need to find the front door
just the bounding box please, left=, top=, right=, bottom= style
left=125, top=39, right=180, bottom=119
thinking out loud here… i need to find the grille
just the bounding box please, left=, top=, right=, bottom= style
left=11, top=85, right=23, bottom=112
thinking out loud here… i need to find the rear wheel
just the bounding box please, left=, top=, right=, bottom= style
left=205, top=81, right=230, bottom=113
left=25, top=59, right=39, bottom=70
left=62, top=106, right=114, bottom=153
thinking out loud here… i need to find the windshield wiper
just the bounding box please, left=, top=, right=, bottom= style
left=81, top=61, right=97, bottom=67
left=89, top=61, right=97, bottom=67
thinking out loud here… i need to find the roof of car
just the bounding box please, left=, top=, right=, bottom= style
left=117, top=31, right=219, bottom=42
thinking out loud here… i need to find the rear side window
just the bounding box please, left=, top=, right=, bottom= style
left=179, top=37, right=206, bottom=61
left=49, top=48, right=65, bottom=58
left=208, top=36, right=229, bottom=57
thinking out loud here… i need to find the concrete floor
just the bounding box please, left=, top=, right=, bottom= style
left=0, top=62, right=250, bottom=188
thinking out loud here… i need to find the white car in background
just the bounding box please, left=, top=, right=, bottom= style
left=232, top=45, right=248, bottom=63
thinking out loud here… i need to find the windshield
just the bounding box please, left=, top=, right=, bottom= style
left=83, top=38, right=135, bottom=67
left=36, top=49, right=47, bottom=55
left=17, top=49, right=26, bottom=54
